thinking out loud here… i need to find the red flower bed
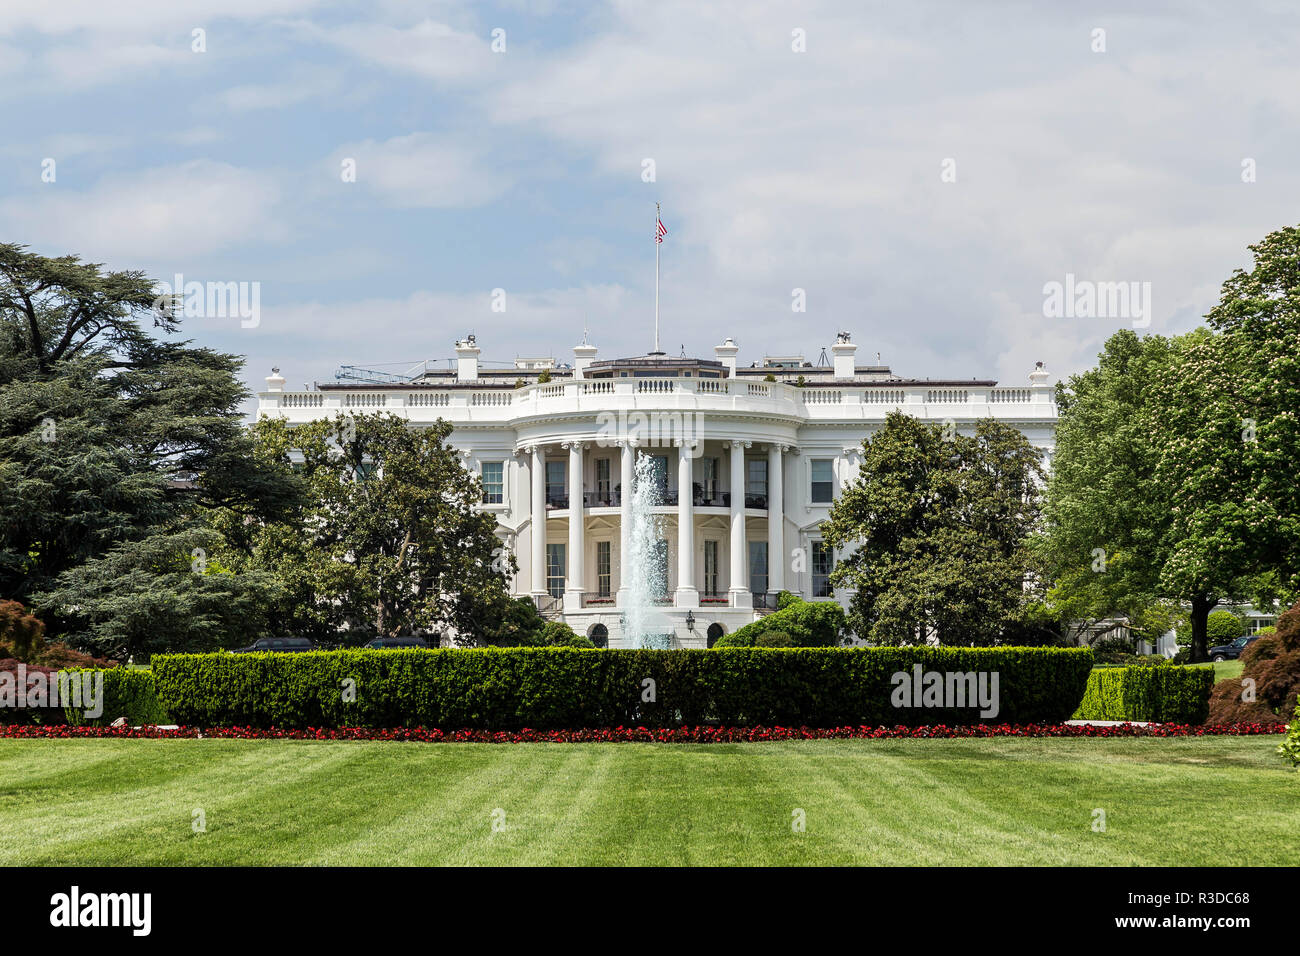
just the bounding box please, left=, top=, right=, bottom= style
left=0, top=721, right=1286, bottom=743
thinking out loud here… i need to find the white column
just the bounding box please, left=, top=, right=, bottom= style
left=675, top=440, right=699, bottom=607
left=529, top=445, right=546, bottom=599
left=616, top=440, right=635, bottom=607
left=767, top=443, right=785, bottom=596
left=729, top=440, right=752, bottom=608
left=564, top=440, right=585, bottom=610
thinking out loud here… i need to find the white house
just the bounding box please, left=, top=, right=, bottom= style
left=258, top=332, right=1058, bottom=648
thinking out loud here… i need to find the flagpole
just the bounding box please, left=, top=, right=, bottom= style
left=654, top=202, right=660, bottom=354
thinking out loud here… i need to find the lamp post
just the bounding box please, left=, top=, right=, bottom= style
left=685, top=610, right=695, bottom=633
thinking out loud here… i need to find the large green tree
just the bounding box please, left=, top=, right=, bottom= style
left=821, top=413, right=1044, bottom=645
left=220, top=413, right=514, bottom=642
left=1036, top=330, right=1182, bottom=643
left=0, top=244, right=297, bottom=656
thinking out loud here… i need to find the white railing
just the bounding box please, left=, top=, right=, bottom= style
left=470, top=392, right=512, bottom=406
left=746, top=383, right=771, bottom=397
left=408, top=392, right=450, bottom=407
left=637, top=379, right=675, bottom=394
left=862, top=389, right=905, bottom=404
left=698, top=380, right=729, bottom=394
left=990, top=388, right=1032, bottom=403
left=280, top=392, right=323, bottom=408
left=343, top=393, right=388, bottom=407
left=925, top=389, right=969, bottom=403
left=802, top=389, right=842, bottom=404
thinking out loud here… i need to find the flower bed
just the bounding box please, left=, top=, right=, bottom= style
left=0, top=721, right=1285, bottom=743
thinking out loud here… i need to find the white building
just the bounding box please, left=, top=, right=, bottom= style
left=258, top=332, right=1058, bottom=648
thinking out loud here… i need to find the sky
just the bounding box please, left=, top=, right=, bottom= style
left=3, top=0, right=1298, bottom=411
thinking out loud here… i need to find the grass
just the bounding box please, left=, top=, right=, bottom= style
left=0, top=736, right=1295, bottom=866
left=1212, top=659, right=1245, bottom=682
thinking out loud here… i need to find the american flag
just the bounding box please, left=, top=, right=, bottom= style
left=656, top=217, right=667, bottom=243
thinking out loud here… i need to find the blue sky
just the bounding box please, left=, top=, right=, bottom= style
left=3, top=1, right=1299, bottom=409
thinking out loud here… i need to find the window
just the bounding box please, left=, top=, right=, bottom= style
left=545, top=460, right=566, bottom=506
left=812, top=541, right=834, bottom=597
left=706, top=623, right=724, bottom=649
left=481, top=461, right=504, bottom=504
left=595, top=458, right=611, bottom=504
left=597, top=540, right=611, bottom=597
left=646, top=455, right=668, bottom=503
left=811, top=459, right=834, bottom=503
left=747, top=458, right=767, bottom=499
left=749, top=541, right=768, bottom=595
left=703, top=540, right=719, bottom=595
left=700, top=458, right=719, bottom=503
left=546, top=543, right=566, bottom=599
left=589, top=624, right=609, bottom=649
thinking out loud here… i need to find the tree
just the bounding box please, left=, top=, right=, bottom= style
left=0, top=244, right=299, bottom=655
left=821, top=412, right=1043, bottom=645
left=1035, top=330, right=1181, bottom=642
left=220, top=413, right=514, bottom=641
left=1205, top=610, right=1245, bottom=644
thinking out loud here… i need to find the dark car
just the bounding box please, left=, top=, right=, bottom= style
left=364, top=636, right=432, bottom=649
left=1208, top=635, right=1259, bottom=662
left=230, top=636, right=316, bottom=654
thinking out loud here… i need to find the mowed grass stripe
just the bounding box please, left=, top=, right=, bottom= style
left=0, top=737, right=1295, bottom=866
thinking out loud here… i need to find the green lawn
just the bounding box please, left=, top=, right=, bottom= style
left=0, top=737, right=1294, bottom=866
left=1212, top=659, right=1245, bottom=682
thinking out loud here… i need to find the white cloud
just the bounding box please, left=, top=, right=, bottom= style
left=2, top=160, right=284, bottom=262
left=330, top=133, right=511, bottom=208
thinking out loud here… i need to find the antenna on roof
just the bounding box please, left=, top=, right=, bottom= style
left=680, top=343, right=686, bottom=357
left=817, top=347, right=829, bottom=366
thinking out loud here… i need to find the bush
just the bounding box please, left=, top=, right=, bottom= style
left=151, top=646, right=1094, bottom=730
left=775, top=591, right=801, bottom=610
left=1206, top=610, right=1246, bottom=643
left=1280, top=700, right=1300, bottom=767
left=0, top=663, right=168, bottom=726
left=754, top=631, right=794, bottom=648
left=1208, top=599, right=1300, bottom=724
left=716, top=597, right=844, bottom=647
left=1073, top=664, right=1214, bottom=723
left=539, top=621, right=587, bottom=647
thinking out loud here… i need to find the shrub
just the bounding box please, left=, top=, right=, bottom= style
left=1280, top=700, right=1300, bottom=767
left=775, top=591, right=801, bottom=610
left=1073, top=664, right=1214, bottom=723
left=0, top=663, right=168, bottom=726
left=1208, top=599, right=1300, bottom=724
left=716, top=596, right=844, bottom=647
left=1206, top=610, right=1246, bottom=643
left=539, top=621, right=582, bottom=646
left=152, top=646, right=1094, bottom=730
left=754, top=631, right=794, bottom=648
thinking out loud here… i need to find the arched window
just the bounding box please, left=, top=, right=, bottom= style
left=706, top=623, right=725, bottom=649
left=589, top=623, right=609, bottom=649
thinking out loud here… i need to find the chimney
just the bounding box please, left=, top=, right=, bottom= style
left=265, top=367, right=286, bottom=392
left=573, top=337, right=598, bottom=380
left=1029, top=361, right=1050, bottom=386
left=831, top=331, right=857, bottom=379
left=714, top=336, right=739, bottom=377
left=455, top=334, right=480, bottom=382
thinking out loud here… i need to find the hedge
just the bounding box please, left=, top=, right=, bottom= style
left=152, top=646, right=1094, bottom=730
left=1072, top=665, right=1214, bottom=724
left=0, top=667, right=169, bottom=726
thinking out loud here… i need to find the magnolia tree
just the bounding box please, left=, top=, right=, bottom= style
left=219, top=413, right=515, bottom=642
left=821, top=412, right=1045, bottom=645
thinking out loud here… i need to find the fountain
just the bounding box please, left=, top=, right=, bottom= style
left=622, top=452, right=675, bottom=648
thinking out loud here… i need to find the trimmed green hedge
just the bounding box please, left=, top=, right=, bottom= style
left=152, top=646, right=1094, bottom=730
left=66, top=669, right=170, bottom=726
left=1072, top=665, right=1214, bottom=723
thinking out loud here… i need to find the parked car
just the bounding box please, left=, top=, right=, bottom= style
left=363, top=636, right=431, bottom=649
left=1208, top=635, right=1259, bottom=662
left=230, top=636, right=316, bottom=654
